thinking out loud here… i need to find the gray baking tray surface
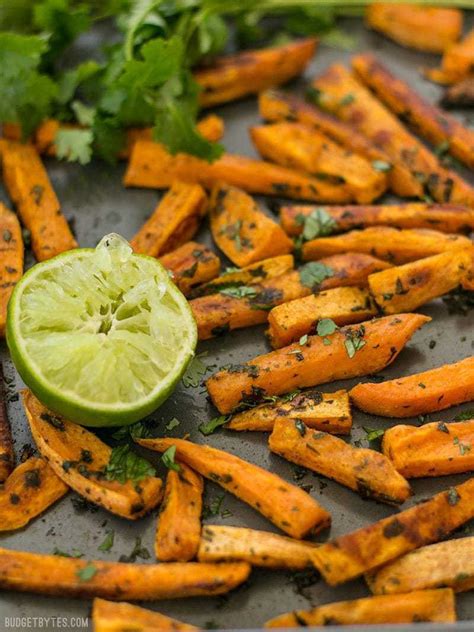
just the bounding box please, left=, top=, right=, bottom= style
left=0, top=14, right=473, bottom=632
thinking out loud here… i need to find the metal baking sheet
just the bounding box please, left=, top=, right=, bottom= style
left=0, top=15, right=473, bottom=631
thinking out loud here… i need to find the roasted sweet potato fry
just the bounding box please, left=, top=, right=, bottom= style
left=124, top=140, right=354, bottom=202
left=269, top=418, right=410, bottom=505
left=23, top=390, right=163, bottom=519
left=265, top=588, right=456, bottom=627
left=0, top=203, right=23, bottom=338
left=366, top=4, right=462, bottom=53
left=312, top=64, right=474, bottom=205
left=0, top=547, right=250, bottom=600
left=198, top=525, right=319, bottom=570
left=313, top=477, right=474, bottom=585
left=156, top=463, right=203, bottom=562
left=159, top=242, right=220, bottom=297
left=350, top=356, right=474, bottom=418
left=0, top=363, right=14, bottom=482
left=426, top=29, right=474, bottom=85
left=206, top=313, right=430, bottom=414
left=130, top=182, right=208, bottom=257
left=191, top=253, right=391, bottom=340
left=4, top=115, right=224, bottom=159
left=267, top=286, right=377, bottom=348
left=369, top=248, right=472, bottom=315
left=259, top=90, right=386, bottom=164
left=366, top=538, right=474, bottom=595
left=353, top=54, right=474, bottom=171
left=302, top=227, right=471, bottom=265
left=136, top=437, right=330, bottom=538
left=195, top=39, right=316, bottom=108
left=0, top=457, right=68, bottom=531
left=209, top=184, right=293, bottom=267
left=191, top=255, right=294, bottom=298
left=0, top=141, right=77, bottom=260
left=227, top=389, right=352, bottom=434
left=92, top=598, right=199, bottom=632
left=280, top=203, right=474, bottom=237
left=250, top=123, right=387, bottom=203
left=382, top=419, right=474, bottom=478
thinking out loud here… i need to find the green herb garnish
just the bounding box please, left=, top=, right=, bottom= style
left=199, top=415, right=230, bottom=436
left=161, top=445, right=181, bottom=472
left=105, top=445, right=155, bottom=484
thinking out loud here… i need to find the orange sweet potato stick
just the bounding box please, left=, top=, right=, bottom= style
left=350, top=356, right=474, bottom=418
left=313, top=477, right=474, bottom=585
left=159, top=242, right=221, bottom=297
left=0, top=203, right=23, bottom=338
left=195, top=39, right=317, bottom=108
left=136, top=437, right=331, bottom=539
left=0, top=141, right=77, bottom=260
left=130, top=181, right=208, bottom=257
left=92, top=598, right=199, bottom=631
left=206, top=313, right=430, bottom=414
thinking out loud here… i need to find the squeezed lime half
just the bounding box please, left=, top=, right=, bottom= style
left=7, top=234, right=197, bottom=427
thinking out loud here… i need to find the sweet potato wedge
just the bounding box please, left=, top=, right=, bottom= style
left=313, top=477, right=474, bottom=585
left=426, top=29, right=474, bottom=85
left=312, top=64, right=474, bottom=206
left=259, top=90, right=386, bottom=163
left=206, top=313, right=430, bottom=414
left=350, top=356, right=474, bottom=418
left=369, top=248, right=472, bottom=315
left=191, top=255, right=294, bottom=298
left=198, top=525, right=319, bottom=570
left=227, top=389, right=351, bottom=434
left=191, top=253, right=391, bottom=340
left=209, top=184, right=293, bottom=267
left=382, top=419, right=474, bottom=478
left=0, top=363, right=14, bottom=482
left=269, top=418, right=410, bottom=505
left=130, top=181, right=208, bottom=257
left=136, top=437, right=331, bottom=539
left=159, top=242, right=221, bottom=297
left=280, top=203, right=474, bottom=237
left=265, top=588, right=456, bottom=627
left=267, top=286, right=377, bottom=348
left=23, top=390, right=163, bottom=519
left=92, top=598, right=199, bottom=632
left=366, top=538, right=474, bottom=595
left=0, top=547, right=250, bottom=600
left=4, top=114, right=224, bottom=159
left=302, top=227, right=471, bottom=265
left=0, top=457, right=68, bottom=531
left=124, top=140, right=353, bottom=203
left=195, top=39, right=316, bottom=108
left=353, top=54, right=474, bottom=171
left=250, top=122, right=387, bottom=204
left=0, top=141, right=77, bottom=261
left=366, top=4, right=462, bottom=53
left=0, top=203, right=23, bottom=338
left=156, top=463, right=203, bottom=562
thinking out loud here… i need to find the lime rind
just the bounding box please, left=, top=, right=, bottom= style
left=7, top=234, right=197, bottom=427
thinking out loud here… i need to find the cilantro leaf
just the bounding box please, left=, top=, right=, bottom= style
left=182, top=352, right=210, bottom=388
left=199, top=415, right=230, bottom=436
left=363, top=427, right=385, bottom=442
left=161, top=445, right=181, bottom=472
left=119, top=536, right=151, bottom=563
left=165, top=417, right=180, bottom=431
left=76, top=563, right=97, bottom=582
left=104, top=444, right=155, bottom=484
left=299, top=262, right=334, bottom=290
left=0, top=33, right=58, bottom=137
left=220, top=286, right=258, bottom=299
left=300, top=208, right=337, bottom=240
left=55, top=129, right=93, bottom=165
left=98, top=529, right=115, bottom=552
left=316, top=318, right=338, bottom=337
left=454, top=410, right=474, bottom=421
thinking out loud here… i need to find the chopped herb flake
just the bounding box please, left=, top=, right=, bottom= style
left=161, top=445, right=181, bottom=472
left=199, top=415, right=230, bottom=436
left=76, top=564, right=97, bottom=582
left=98, top=529, right=115, bottom=552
